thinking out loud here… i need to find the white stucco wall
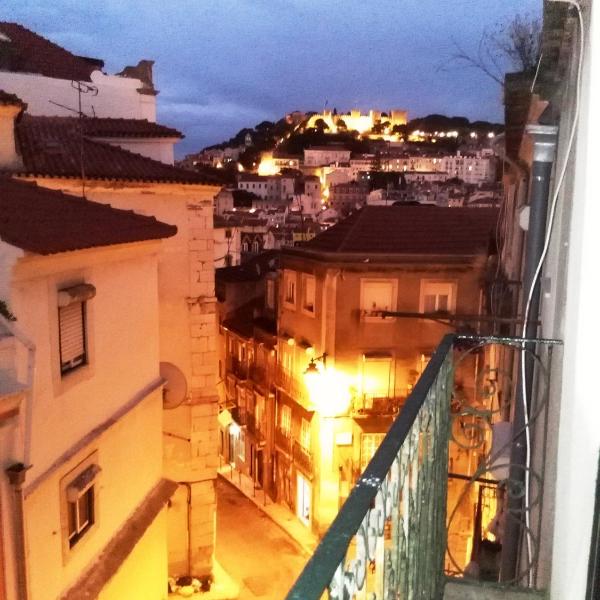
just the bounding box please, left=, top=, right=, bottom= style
left=0, top=240, right=167, bottom=600
left=0, top=70, right=156, bottom=121
left=26, top=178, right=221, bottom=577
left=550, top=2, right=600, bottom=598
left=93, top=137, right=177, bottom=165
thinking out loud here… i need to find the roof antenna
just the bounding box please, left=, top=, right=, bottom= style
left=71, top=80, right=98, bottom=199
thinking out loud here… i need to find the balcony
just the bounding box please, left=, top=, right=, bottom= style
left=285, top=334, right=557, bottom=599
left=274, top=427, right=292, bottom=454
left=275, top=366, right=311, bottom=407
left=292, top=440, right=313, bottom=475
left=351, top=394, right=401, bottom=417
left=228, top=356, right=248, bottom=380
left=249, top=363, right=268, bottom=386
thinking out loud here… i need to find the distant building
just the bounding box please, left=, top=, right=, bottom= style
left=304, top=146, right=351, bottom=167
left=329, top=181, right=369, bottom=216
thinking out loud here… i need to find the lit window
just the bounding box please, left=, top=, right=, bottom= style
left=362, top=355, right=392, bottom=402
left=58, top=284, right=95, bottom=375
left=302, top=274, right=316, bottom=314
left=420, top=280, right=456, bottom=313
left=284, top=270, right=297, bottom=307
left=360, top=433, right=385, bottom=470
left=279, top=404, right=291, bottom=436
left=360, top=279, right=396, bottom=320
left=300, top=418, right=311, bottom=450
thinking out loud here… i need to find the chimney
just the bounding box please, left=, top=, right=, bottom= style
left=0, top=91, right=25, bottom=170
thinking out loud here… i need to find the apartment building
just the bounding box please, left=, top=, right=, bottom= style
left=0, top=177, right=176, bottom=600
left=273, top=205, right=498, bottom=535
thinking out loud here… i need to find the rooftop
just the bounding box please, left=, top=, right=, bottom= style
left=0, top=177, right=177, bottom=255
left=296, top=205, right=498, bottom=256
left=11, top=115, right=224, bottom=185
left=0, top=22, right=103, bottom=82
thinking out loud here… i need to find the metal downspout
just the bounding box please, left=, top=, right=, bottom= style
left=6, top=464, right=30, bottom=600
left=0, top=315, right=36, bottom=600
left=500, top=124, right=558, bottom=583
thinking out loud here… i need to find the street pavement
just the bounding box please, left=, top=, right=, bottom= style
left=215, top=477, right=309, bottom=599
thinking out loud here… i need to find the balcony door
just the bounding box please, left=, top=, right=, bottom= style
left=296, top=473, right=312, bottom=526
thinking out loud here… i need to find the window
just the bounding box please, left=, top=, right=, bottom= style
left=279, top=404, right=291, bottom=436
left=283, top=270, right=297, bottom=307
left=360, top=279, right=396, bottom=320
left=302, top=274, right=316, bottom=314
left=62, top=456, right=100, bottom=550
left=242, top=241, right=249, bottom=253
left=252, top=240, right=260, bottom=253
left=362, top=355, right=392, bottom=401
left=420, top=280, right=456, bottom=313
left=300, top=418, right=311, bottom=451
left=58, top=284, right=95, bottom=375
left=360, top=433, right=385, bottom=470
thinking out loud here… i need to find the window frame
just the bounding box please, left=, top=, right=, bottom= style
left=283, top=270, right=297, bottom=308
left=419, top=279, right=457, bottom=314
left=60, top=452, right=100, bottom=558
left=360, top=278, right=397, bottom=322
left=301, top=274, right=316, bottom=316
left=279, top=404, right=292, bottom=436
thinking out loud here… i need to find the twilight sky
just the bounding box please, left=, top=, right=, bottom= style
left=5, top=0, right=541, bottom=157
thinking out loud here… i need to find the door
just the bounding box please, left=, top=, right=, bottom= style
left=296, top=473, right=312, bottom=526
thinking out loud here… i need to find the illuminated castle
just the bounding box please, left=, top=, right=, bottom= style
left=306, top=108, right=408, bottom=134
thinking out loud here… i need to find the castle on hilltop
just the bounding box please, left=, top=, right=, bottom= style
left=305, top=108, right=408, bottom=134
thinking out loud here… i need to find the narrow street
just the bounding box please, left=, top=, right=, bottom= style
left=215, top=477, right=308, bottom=599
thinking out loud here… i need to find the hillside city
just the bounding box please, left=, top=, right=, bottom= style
left=0, top=3, right=598, bottom=600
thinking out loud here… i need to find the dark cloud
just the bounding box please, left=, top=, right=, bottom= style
left=4, top=0, right=541, bottom=157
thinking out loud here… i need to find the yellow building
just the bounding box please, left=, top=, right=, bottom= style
left=273, top=205, right=498, bottom=535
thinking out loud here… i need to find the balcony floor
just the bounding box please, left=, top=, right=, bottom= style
left=444, top=579, right=547, bottom=599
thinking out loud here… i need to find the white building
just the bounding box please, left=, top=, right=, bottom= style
left=0, top=76, right=224, bottom=586
left=0, top=177, right=177, bottom=600
left=304, top=146, right=351, bottom=167
left=0, top=22, right=157, bottom=121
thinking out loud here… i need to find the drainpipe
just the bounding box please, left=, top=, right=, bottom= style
left=0, top=316, right=35, bottom=600
left=6, top=463, right=30, bottom=600
left=500, top=124, right=558, bottom=583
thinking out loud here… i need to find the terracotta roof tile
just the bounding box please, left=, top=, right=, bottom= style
left=0, top=22, right=101, bottom=82
left=79, top=116, right=183, bottom=139
left=0, top=177, right=177, bottom=255
left=300, top=206, right=498, bottom=256
left=12, top=115, right=224, bottom=185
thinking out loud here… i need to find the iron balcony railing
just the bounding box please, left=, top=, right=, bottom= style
left=286, top=334, right=453, bottom=600
left=351, top=395, right=402, bottom=417
left=292, top=440, right=313, bottom=475
left=275, top=427, right=292, bottom=454
left=286, top=333, right=560, bottom=599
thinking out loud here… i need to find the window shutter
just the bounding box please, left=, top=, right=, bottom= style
left=59, top=302, right=86, bottom=372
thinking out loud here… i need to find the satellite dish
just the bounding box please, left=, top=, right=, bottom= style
left=160, top=362, right=188, bottom=409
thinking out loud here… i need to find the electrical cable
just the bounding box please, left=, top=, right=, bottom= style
left=520, top=0, right=584, bottom=585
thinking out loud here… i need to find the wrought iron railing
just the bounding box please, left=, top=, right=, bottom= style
left=275, top=427, right=292, bottom=454
left=286, top=333, right=559, bottom=599
left=292, top=440, right=313, bottom=475
left=286, top=334, right=453, bottom=600
left=351, top=395, right=402, bottom=417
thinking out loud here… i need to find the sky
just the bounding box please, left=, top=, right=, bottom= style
left=4, top=0, right=541, bottom=157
